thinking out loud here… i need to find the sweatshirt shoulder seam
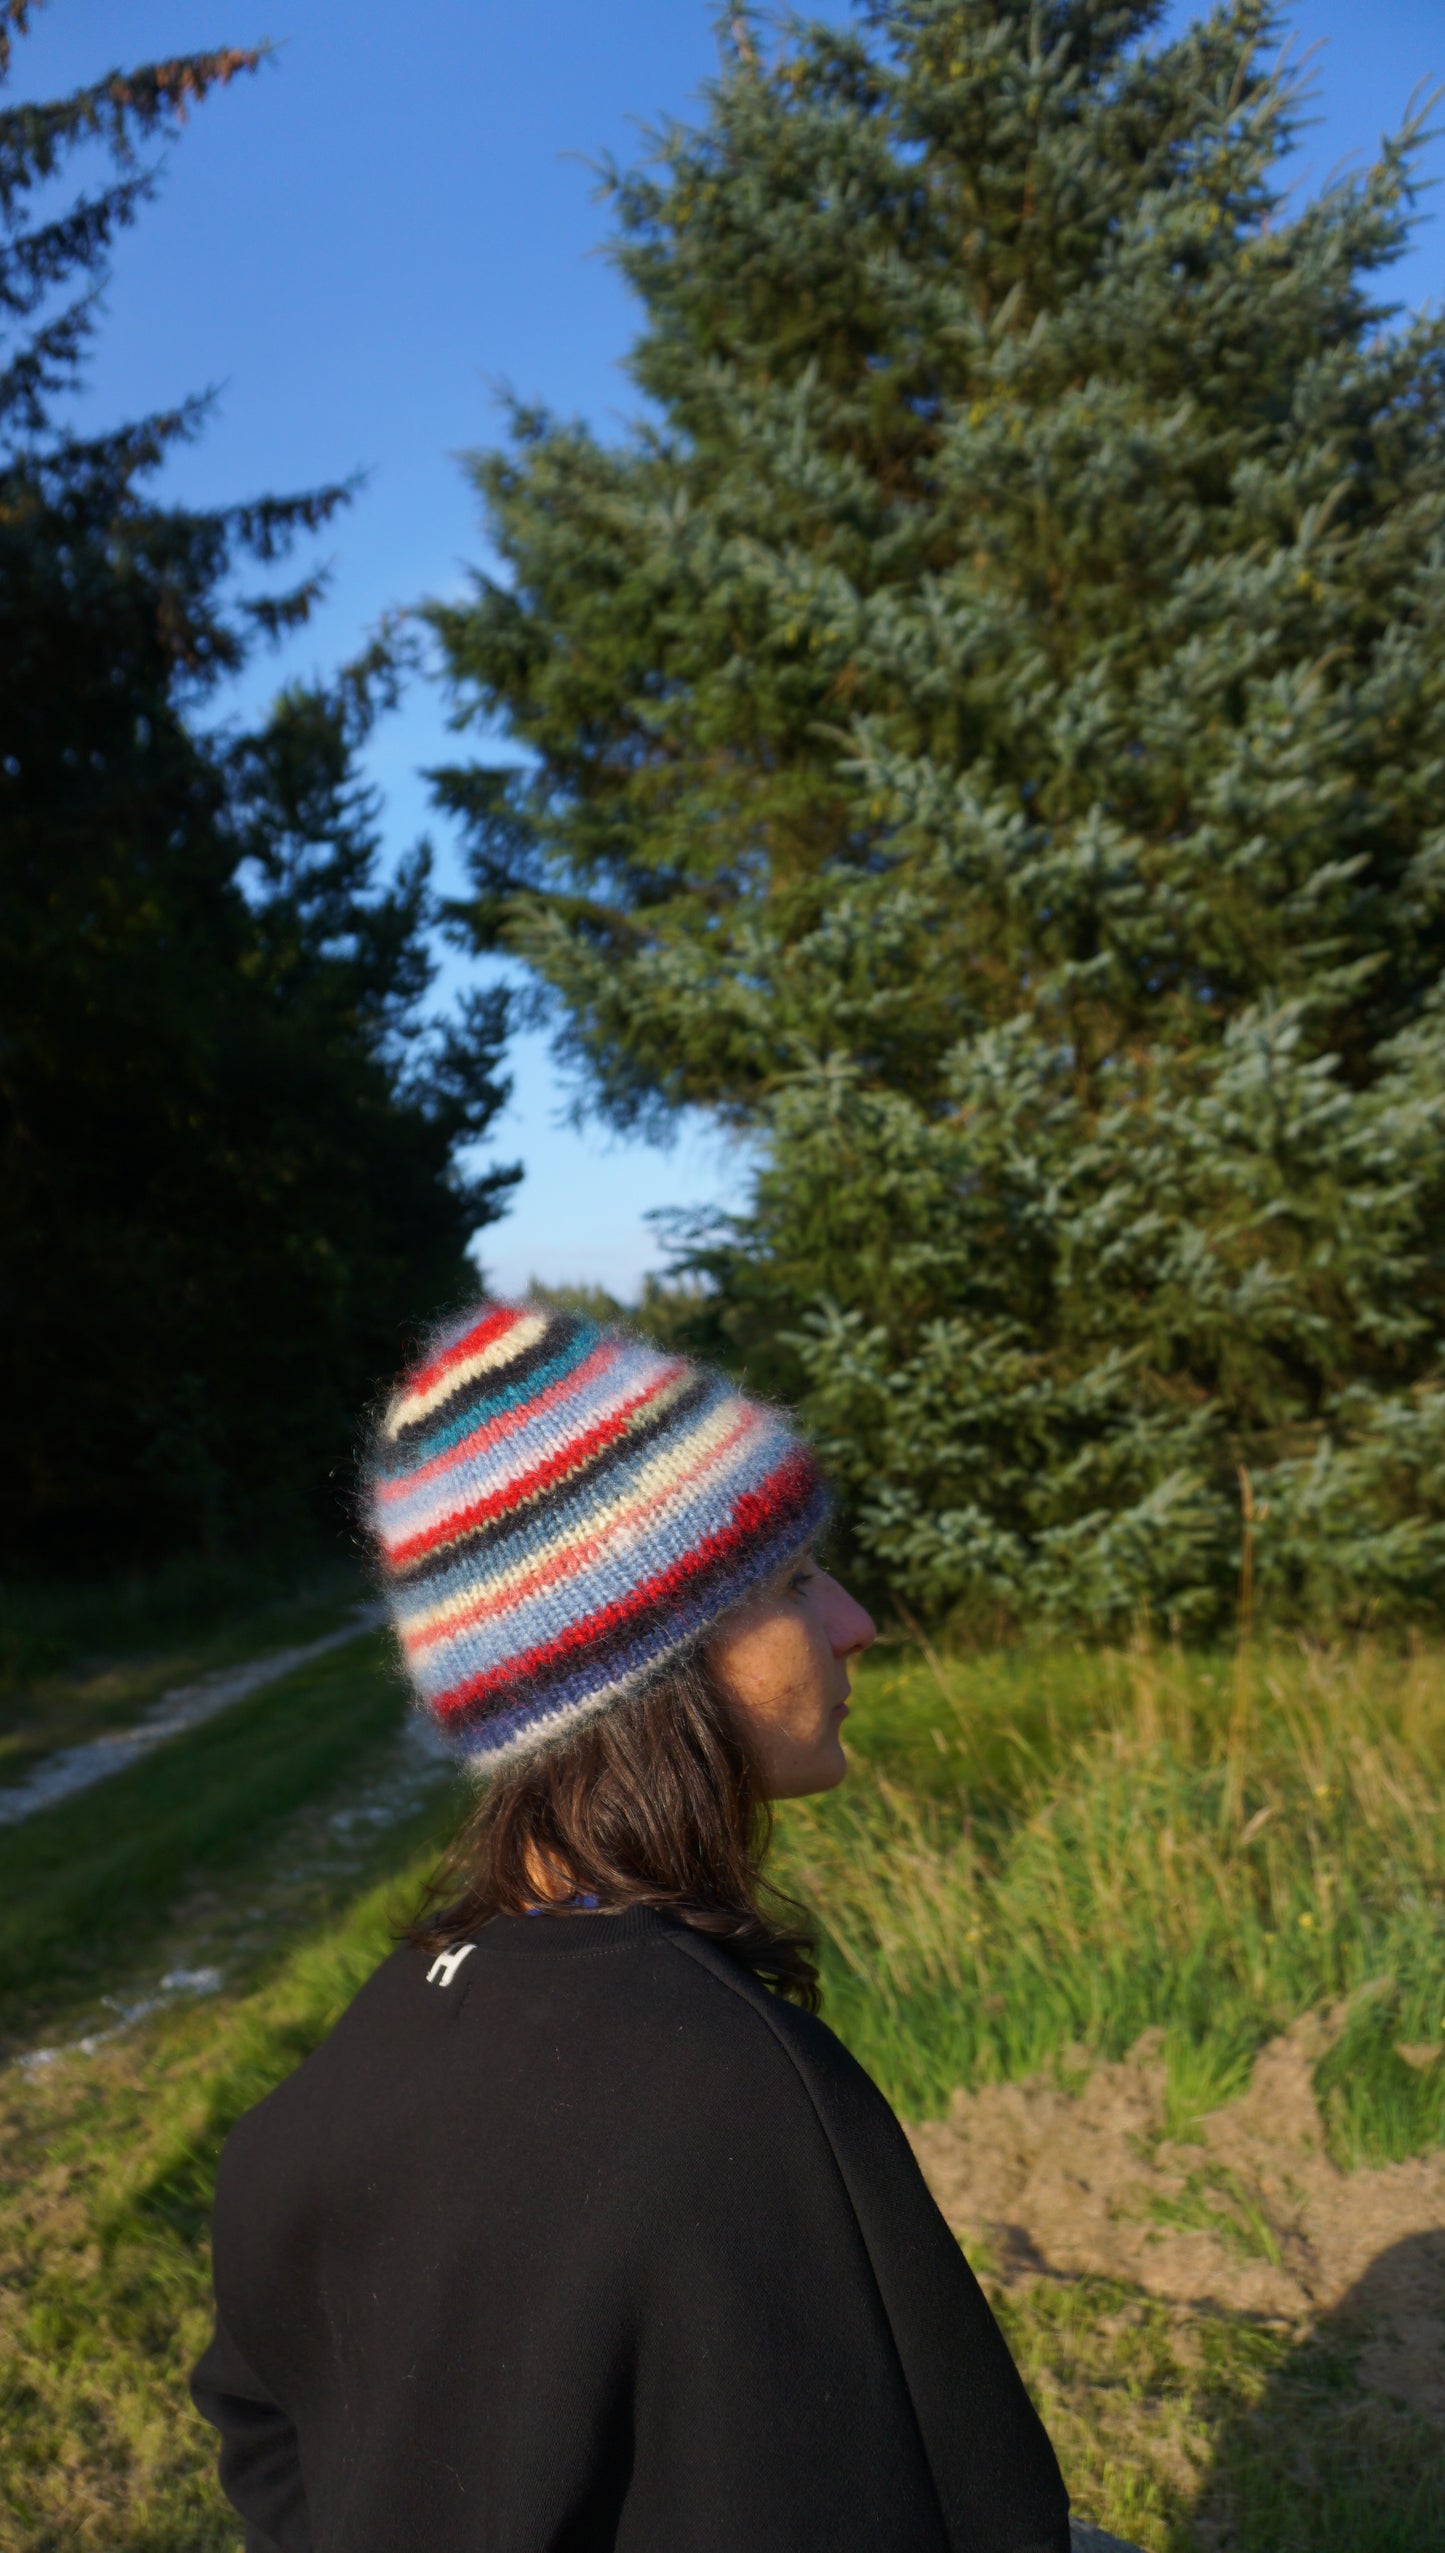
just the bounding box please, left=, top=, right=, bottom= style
left=660, top=1929, right=950, bottom=2545
left=655, top=1928, right=861, bottom=2094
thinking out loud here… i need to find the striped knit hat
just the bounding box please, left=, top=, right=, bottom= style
left=368, top=1300, right=832, bottom=1772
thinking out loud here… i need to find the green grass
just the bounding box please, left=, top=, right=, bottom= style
left=1142, top=2165, right=1282, bottom=2267
left=0, top=1552, right=367, bottom=1786
left=0, top=1630, right=414, bottom=2053
left=998, top=2271, right=1445, bottom=2552
left=1, top=1618, right=1442, bottom=2549
left=774, top=1633, right=1445, bottom=2142
left=1315, top=1989, right=1445, bottom=2168
left=0, top=1848, right=443, bottom=2552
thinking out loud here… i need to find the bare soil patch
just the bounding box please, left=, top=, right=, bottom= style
left=910, top=2016, right=1445, bottom=2419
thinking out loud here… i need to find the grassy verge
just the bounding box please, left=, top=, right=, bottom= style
left=0, top=1627, right=1441, bottom=2549
left=0, top=1630, right=413, bottom=2053
left=0, top=1848, right=443, bottom=2551
left=0, top=1553, right=367, bottom=1787
left=775, top=1634, right=1445, bottom=2158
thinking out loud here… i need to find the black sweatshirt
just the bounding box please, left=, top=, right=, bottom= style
left=192, top=1907, right=1069, bottom=2553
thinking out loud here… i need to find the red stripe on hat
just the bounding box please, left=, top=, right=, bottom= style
left=383, top=1359, right=693, bottom=1571
left=394, top=1303, right=522, bottom=1416
left=425, top=1449, right=817, bottom=1724
left=406, top=1403, right=762, bottom=1650
left=377, top=1337, right=629, bottom=1504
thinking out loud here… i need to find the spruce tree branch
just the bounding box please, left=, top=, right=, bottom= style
left=0, top=1, right=34, bottom=89
left=0, top=173, right=153, bottom=315
left=0, top=42, right=270, bottom=214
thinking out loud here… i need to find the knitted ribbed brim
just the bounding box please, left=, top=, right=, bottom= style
left=368, top=1300, right=832, bottom=1771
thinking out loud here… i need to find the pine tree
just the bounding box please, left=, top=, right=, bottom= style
left=434, top=0, right=1445, bottom=1631
left=0, top=5, right=516, bottom=1563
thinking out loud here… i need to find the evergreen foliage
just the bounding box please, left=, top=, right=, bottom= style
left=435, top=0, right=1445, bottom=1631
left=0, top=4, right=516, bottom=1565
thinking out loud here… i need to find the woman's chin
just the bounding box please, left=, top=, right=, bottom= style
left=771, top=1737, right=849, bottom=1801
left=817, top=1741, right=849, bottom=1793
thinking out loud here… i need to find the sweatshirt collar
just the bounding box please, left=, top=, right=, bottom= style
left=470, top=1905, right=673, bottom=1955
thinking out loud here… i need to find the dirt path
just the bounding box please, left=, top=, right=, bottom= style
left=909, top=2015, right=1445, bottom=2418
left=0, top=1604, right=387, bottom=1828
left=9, top=1700, right=453, bottom=2074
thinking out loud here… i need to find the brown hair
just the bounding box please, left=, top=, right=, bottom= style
left=408, top=1651, right=820, bottom=2009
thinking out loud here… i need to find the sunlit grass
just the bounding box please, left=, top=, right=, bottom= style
left=1, top=1620, right=1442, bottom=2548
left=0, top=1853, right=434, bottom=2553
left=775, top=1635, right=1445, bottom=2143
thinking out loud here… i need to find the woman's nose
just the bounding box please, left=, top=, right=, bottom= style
left=825, top=1576, right=876, bottom=1656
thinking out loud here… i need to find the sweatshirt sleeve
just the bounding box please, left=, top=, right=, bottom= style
left=190, top=2309, right=313, bottom=2553
left=659, top=1932, right=1071, bottom=2553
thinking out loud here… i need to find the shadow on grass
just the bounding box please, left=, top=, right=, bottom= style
left=1188, top=2235, right=1445, bottom=2552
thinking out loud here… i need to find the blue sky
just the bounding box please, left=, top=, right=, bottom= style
left=11, top=0, right=1445, bottom=1296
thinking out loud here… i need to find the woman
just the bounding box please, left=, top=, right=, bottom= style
left=192, top=1300, right=1071, bottom=2553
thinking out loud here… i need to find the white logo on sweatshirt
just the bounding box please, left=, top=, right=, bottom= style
left=426, top=1943, right=476, bottom=1988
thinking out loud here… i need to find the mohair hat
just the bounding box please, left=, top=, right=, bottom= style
left=368, top=1299, right=832, bottom=1772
